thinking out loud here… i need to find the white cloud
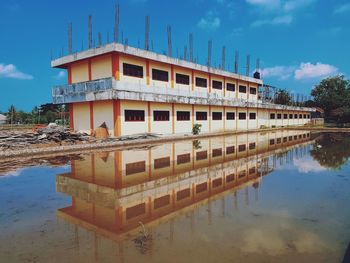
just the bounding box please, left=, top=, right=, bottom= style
left=261, top=65, right=295, bottom=80
left=294, top=158, right=326, bottom=173
left=197, top=11, right=221, bottom=30
left=54, top=71, right=66, bottom=79
left=283, top=0, right=316, bottom=12
left=0, top=63, right=33, bottom=80
left=247, top=0, right=316, bottom=26
left=251, top=14, right=293, bottom=27
left=294, top=62, right=338, bottom=80
left=333, top=3, right=350, bottom=14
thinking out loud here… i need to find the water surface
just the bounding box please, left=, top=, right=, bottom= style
left=1, top=130, right=350, bottom=263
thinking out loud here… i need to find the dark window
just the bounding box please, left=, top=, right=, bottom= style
left=176, top=73, right=190, bottom=85
left=303, top=114, right=307, bottom=118
left=125, top=110, right=145, bottom=122
left=295, top=114, right=298, bottom=119
left=249, top=113, right=256, bottom=120
left=195, top=77, right=207, bottom=88
left=239, top=112, right=246, bottom=120
left=212, top=178, right=223, bottom=188
left=123, top=63, right=143, bottom=78
left=226, top=146, right=235, bottom=154
left=126, top=203, right=145, bottom=220
left=239, top=85, right=247, bottom=93
left=299, top=114, right=302, bottom=118
left=196, top=182, right=207, bottom=193
left=239, top=170, right=246, bottom=178
left=269, top=139, right=275, bottom=145
left=226, top=174, right=235, bottom=183
left=125, top=161, right=146, bottom=175
left=153, top=110, right=169, bottom=121
left=299, top=135, right=302, bottom=139
left=196, top=111, right=207, bottom=121
left=226, top=112, right=235, bottom=120
left=238, top=144, right=246, bottom=152
left=212, top=112, right=222, bottom=120
left=177, top=153, right=191, bottom=165
left=277, top=138, right=282, bottom=144
left=177, top=188, right=190, bottom=201
left=289, top=136, right=293, bottom=141
left=249, top=167, right=256, bottom=175
left=289, top=114, right=293, bottom=119
left=212, top=148, right=222, bottom=157
left=249, top=142, right=256, bottom=150
left=152, top=68, right=168, bottom=82
left=277, top=113, right=282, bottom=119
left=227, top=83, right=235, bottom=92
left=294, top=135, right=298, bottom=140
left=270, top=113, right=275, bottom=119
left=154, top=195, right=170, bottom=209
left=250, top=87, right=257, bottom=95
left=283, top=137, right=288, bottom=142
left=177, top=111, right=190, bottom=121
left=196, top=150, right=207, bottom=161
left=284, top=114, right=288, bottom=119
left=212, top=80, right=222, bottom=90
left=307, top=114, right=310, bottom=119
left=154, top=157, right=170, bottom=169
left=303, top=134, right=306, bottom=138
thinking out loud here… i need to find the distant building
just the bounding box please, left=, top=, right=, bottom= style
left=51, top=43, right=315, bottom=137
left=0, top=114, right=7, bottom=125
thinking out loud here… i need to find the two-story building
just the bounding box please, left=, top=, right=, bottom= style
left=52, top=43, right=314, bottom=136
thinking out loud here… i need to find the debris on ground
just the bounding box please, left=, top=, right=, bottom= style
left=93, top=122, right=109, bottom=139
left=0, top=124, right=91, bottom=150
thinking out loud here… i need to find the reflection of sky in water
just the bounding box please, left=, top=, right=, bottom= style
left=0, top=134, right=350, bottom=263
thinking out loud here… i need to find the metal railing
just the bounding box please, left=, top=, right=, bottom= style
left=52, top=78, right=314, bottom=111
left=52, top=77, right=113, bottom=97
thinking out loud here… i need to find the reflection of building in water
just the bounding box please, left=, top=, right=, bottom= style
left=57, top=130, right=312, bottom=239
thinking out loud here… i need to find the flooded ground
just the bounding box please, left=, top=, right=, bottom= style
left=1, top=130, right=350, bottom=263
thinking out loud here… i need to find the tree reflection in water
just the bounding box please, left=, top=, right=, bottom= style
left=311, top=132, right=350, bottom=169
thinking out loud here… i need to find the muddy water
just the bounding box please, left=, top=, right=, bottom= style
left=1, top=131, right=350, bottom=263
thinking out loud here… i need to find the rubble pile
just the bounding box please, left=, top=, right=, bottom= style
left=0, top=124, right=90, bottom=150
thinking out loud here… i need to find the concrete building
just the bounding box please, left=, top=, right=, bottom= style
left=56, top=130, right=312, bottom=238
left=52, top=43, right=314, bottom=136
left=0, top=114, right=7, bottom=125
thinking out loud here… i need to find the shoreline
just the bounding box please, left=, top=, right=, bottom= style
left=1, top=126, right=350, bottom=160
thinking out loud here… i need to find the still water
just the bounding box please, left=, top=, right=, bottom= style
left=1, top=130, right=350, bottom=263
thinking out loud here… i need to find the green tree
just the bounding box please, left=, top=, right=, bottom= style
left=274, top=89, right=292, bottom=105
left=311, top=75, right=350, bottom=123
left=7, top=105, right=17, bottom=124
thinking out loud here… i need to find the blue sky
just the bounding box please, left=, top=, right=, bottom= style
left=0, top=0, right=349, bottom=112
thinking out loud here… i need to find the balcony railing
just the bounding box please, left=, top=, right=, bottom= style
left=52, top=77, right=315, bottom=112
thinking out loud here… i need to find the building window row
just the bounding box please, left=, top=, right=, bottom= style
left=125, top=109, right=258, bottom=122
left=270, top=113, right=311, bottom=119
left=122, top=63, right=258, bottom=94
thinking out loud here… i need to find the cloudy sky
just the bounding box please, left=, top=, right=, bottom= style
left=0, top=0, right=349, bottom=111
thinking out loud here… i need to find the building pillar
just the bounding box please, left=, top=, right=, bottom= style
left=113, top=100, right=121, bottom=137
left=171, top=65, right=174, bottom=88
left=191, top=70, right=195, bottom=91
left=68, top=65, right=72, bottom=84
left=69, top=103, right=74, bottom=130
left=88, top=59, right=92, bottom=81
left=172, top=103, right=175, bottom=134
left=223, top=76, right=226, bottom=97
left=146, top=59, right=150, bottom=85
left=192, top=105, right=194, bottom=129
left=209, top=73, right=212, bottom=93
left=148, top=102, right=151, bottom=133
left=89, top=101, right=94, bottom=133
left=112, top=53, right=120, bottom=80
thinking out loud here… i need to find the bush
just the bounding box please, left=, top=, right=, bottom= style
left=192, top=123, right=202, bottom=135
